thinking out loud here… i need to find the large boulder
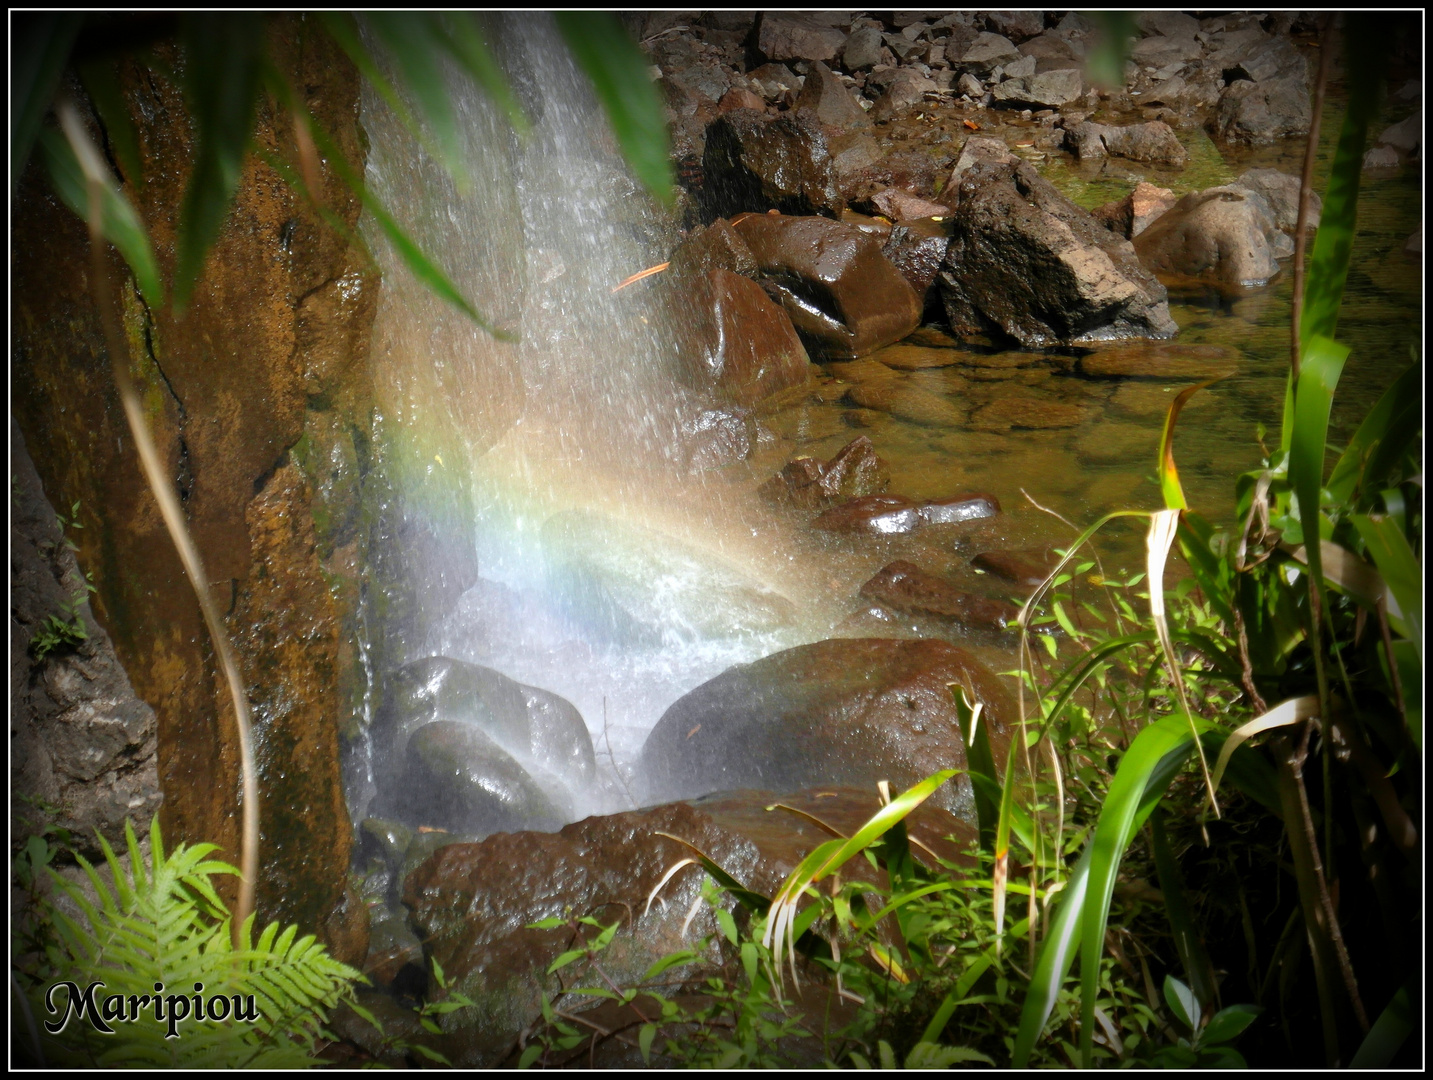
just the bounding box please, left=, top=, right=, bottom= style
left=1212, top=38, right=1311, bottom=144
left=674, top=267, right=813, bottom=406
left=732, top=213, right=922, bottom=358
left=1133, top=186, right=1283, bottom=287
left=991, top=68, right=1085, bottom=108
left=701, top=110, right=843, bottom=219
left=401, top=788, right=974, bottom=1066
left=794, top=60, right=871, bottom=134
left=639, top=638, right=1014, bottom=817
left=1065, top=120, right=1189, bottom=166
left=951, top=31, right=1022, bottom=77
left=859, top=560, right=1019, bottom=632
left=757, top=13, right=847, bottom=63
left=1234, top=168, right=1321, bottom=232
left=938, top=159, right=1178, bottom=346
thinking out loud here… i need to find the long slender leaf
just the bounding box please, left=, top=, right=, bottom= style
left=1012, top=844, right=1092, bottom=1066
left=11, top=12, right=84, bottom=196
left=554, top=12, right=674, bottom=206
left=1348, top=974, right=1416, bottom=1067
left=41, top=121, right=164, bottom=306
left=77, top=59, right=144, bottom=189
left=363, top=13, right=468, bottom=188
left=1326, top=362, right=1421, bottom=504
left=1351, top=514, right=1422, bottom=656
left=953, top=686, right=997, bottom=849
left=1151, top=809, right=1218, bottom=1012
left=1079, top=714, right=1207, bottom=1067
left=438, top=13, right=529, bottom=135
left=1288, top=334, right=1351, bottom=580
left=1158, top=380, right=1224, bottom=510
left=174, top=12, right=265, bottom=312
left=1211, top=696, right=1320, bottom=794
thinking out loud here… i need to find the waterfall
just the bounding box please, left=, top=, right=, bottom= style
left=353, top=15, right=832, bottom=817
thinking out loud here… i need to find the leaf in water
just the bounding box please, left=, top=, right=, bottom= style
left=554, top=12, right=674, bottom=206
left=11, top=12, right=84, bottom=196
left=43, top=117, right=164, bottom=306
left=175, top=13, right=265, bottom=312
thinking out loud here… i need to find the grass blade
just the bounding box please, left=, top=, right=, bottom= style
left=438, top=13, right=529, bottom=136
left=1326, top=362, right=1421, bottom=504
left=11, top=12, right=84, bottom=197
left=1351, top=514, right=1421, bottom=655
left=1288, top=334, right=1351, bottom=568
left=992, top=738, right=1020, bottom=956
left=1079, top=714, right=1206, bottom=1067
left=1157, top=380, right=1225, bottom=510
left=1210, top=696, right=1319, bottom=794
left=554, top=13, right=674, bottom=206
left=1349, top=974, right=1416, bottom=1067
left=1150, top=809, right=1218, bottom=1012
left=1012, top=844, right=1092, bottom=1066
left=952, top=686, right=997, bottom=850
left=41, top=122, right=164, bottom=306
left=364, top=13, right=468, bottom=188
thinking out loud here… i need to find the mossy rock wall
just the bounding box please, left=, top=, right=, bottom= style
left=11, top=16, right=376, bottom=956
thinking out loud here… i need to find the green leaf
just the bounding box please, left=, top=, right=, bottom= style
left=77, top=59, right=145, bottom=190
left=1351, top=514, right=1422, bottom=658
left=526, top=916, right=568, bottom=930
left=174, top=13, right=265, bottom=312
left=518, top=1043, right=543, bottom=1069
left=1151, top=810, right=1218, bottom=1014
left=437, top=13, right=529, bottom=136
left=1012, top=844, right=1091, bottom=1066
left=1202, top=1003, right=1260, bottom=1046
left=1349, top=975, right=1415, bottom=1067
left=363, top=13, right=469, bottom=188
left=11, top=12, right=84, bottom=197
left=878, top=1039, right=897, bottom=1070
left=715, top=907, right=738, bottom=947
left=546, top=947, right=588, bottom=975
left=40, top=125, right=165, bottom=306
left=1288, top=334, right=1351, bottom=597
left=906, top=1042, right=995, bottom=1068
left=639, top=1022, right=657, bottom=1065
left=554, top=13, right=674, bottom=206
left=1163, top=973, right=1200, bottom=1032
left=953, top=686, right=998, bottom=851
left=1326, top=362, right=1421, bottom=505
left=412, top=1042, right=453, bottom=1065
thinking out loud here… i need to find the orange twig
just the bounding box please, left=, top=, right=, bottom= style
left=611, top=261, right=669, bottom=293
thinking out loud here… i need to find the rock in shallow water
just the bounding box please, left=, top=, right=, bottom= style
left=859, top=560, right=1019, bottom=631
left=639, top=637, right=1014, bottom=815
left=939, top=159, right=1178, bottom=346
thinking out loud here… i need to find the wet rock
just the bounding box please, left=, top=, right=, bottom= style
left=540, top=509, right=795, bottom=646
left=10, top=429, right=162, bottom=858
left=882, top=218, right=954, bottom=306
left=840, top=208, right=894, bottom=240
left=825, top=357, right=899, bottom=383
left=1364, top=111, right=1422, bottom=167
left=957, top=72, right=984, bottom=97
left=669, top=218, right=759, bottom=279
left=859, top=561, right=1018, bottom=631
left=1234, top=169, right=1321, bottom=232
left=945, top=135, right=1017, bottom=193
left=952, top=32, right=1022, bottom=77
left=830, top=133, right=885, bottom=193
left=1212, top=39, right=1311, bottom=145
left=870, top=69, right=939, bottom=122
left=732, top=213, right=922, bottom=359
left=1092, top=182, right=1178, bottom=239
left=1135, top=11, right=1201, bottom=38
left=794, top=60, right=871, bottom=134
left=641, top=638, right=1013, bottom=814
left=844, top=380, right=965, bottom=428
left=982, top=11, right=1044, bottom=43
left=717, top=86, right=767, bottom=114
left=812, top=494, right=922, bottom=534
left=759, top=435, right=890, bottom=509
left=404, top=788, right=974, bottom=1066
left=391, top=722, right=569, bottom=837
left=702, top=110, right=843, bottom=219
left=1066, top=121, right=1188, bottom=166
left=1130, top=33, right=1202, bottom=67
left=938, top=159, right=1178, bottom=346
left=1077, top=342, right=1238, bottom=380
left=363, top=903, right=424, bottom=989
left=676, top=267, right=812, bottom=407
left=1134, top=187, right=1281, bottom=287
left=871, top=188, right=950, bottom=222
left=758, top=13, right=848, bottom=63
left=992, top=69, right=1085, bottom=108
left=916, top=493, right=1002, bottom=525
left=972, top=549, right=1058, bottom=587
left=1363, top=145, right=1400, bottom=170
left=680, top=404, right=754, bottom=471
left=842, top=26, right=886, bottom=71
left=745, top=62, right=803, bottom=103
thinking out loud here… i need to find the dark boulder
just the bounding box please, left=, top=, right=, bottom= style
left=813, top=494, right=923, bottom=534
left=702, top=110, right=844, bottom=219
left=674, top=267, right=812, bottom=406
left=732, top=213, right=922, bottom=358
left=639, top=638, right=1014, bottom=815
left=939, top=160, right=1178, bottom=346
left=917, top=492, right=1001, bottom=524
left=668, top=218, right=759, bottom=279
left=794, top=60, right=872, bottom=134
left=882, top=218, right=953, bottom=310
left=757, top=13, right=847, bottom=63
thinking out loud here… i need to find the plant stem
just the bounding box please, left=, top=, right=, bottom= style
left=1290, top=14, right=1334, bottom=379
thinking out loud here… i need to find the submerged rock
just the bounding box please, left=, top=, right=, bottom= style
left=939, top=159, right=1178, bottom=346
left=972, top=549, right=1060, bottom=587
left=1065, top=120, right=1189, bottom=166
left=813, top=493, right=923, bottom=534
left=760, top=434, right=890, bottom=509
left=733, top=213, right=922, bottom=358
left=639, top=637, right=1014, bottom=815
left=859, top=560, right=1019, bottom=631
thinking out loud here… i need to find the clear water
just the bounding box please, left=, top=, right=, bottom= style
left=357, top=20, right=1422, bottom=816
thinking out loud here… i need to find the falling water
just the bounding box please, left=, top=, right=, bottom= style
left=354, top=15, right=836, bottom=817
